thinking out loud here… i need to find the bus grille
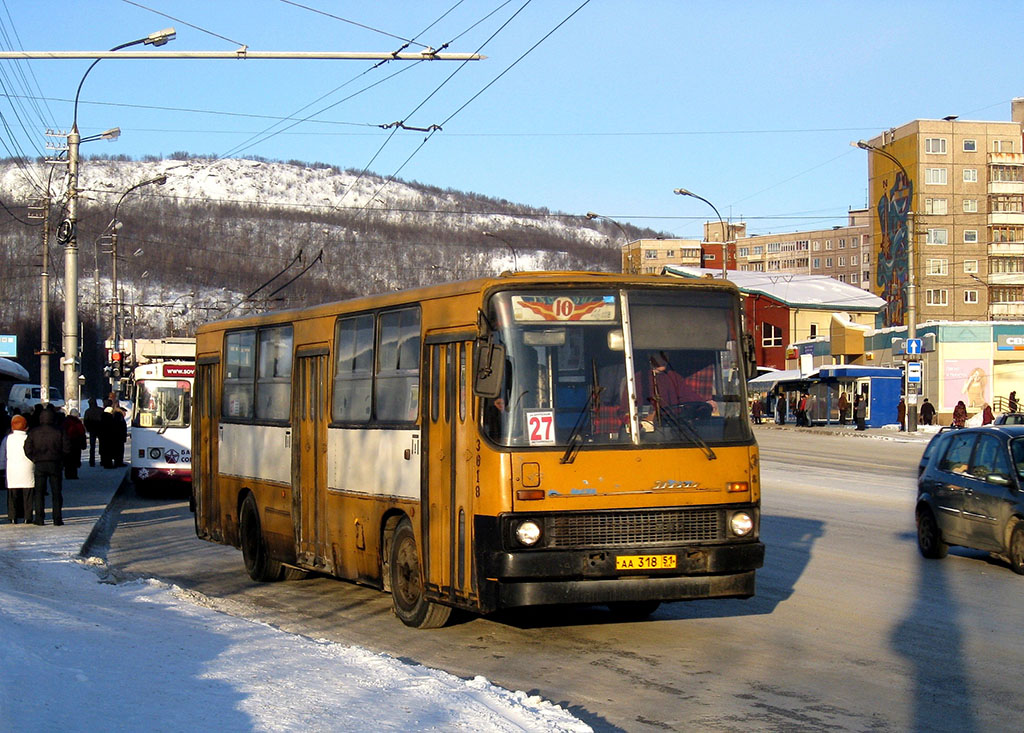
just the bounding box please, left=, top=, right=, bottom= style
left=545, top=509, right=722, bottom=548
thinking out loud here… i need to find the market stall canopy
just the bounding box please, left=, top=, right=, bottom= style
left=747, top=368, right=804, bottom=391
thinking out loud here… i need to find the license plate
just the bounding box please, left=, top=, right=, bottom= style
left=615, top=554, right=677, bottom=571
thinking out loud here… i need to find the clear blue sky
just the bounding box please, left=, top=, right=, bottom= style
left=3, top=0, right=1023, bottom=239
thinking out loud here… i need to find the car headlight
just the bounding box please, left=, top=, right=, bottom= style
left=730, top=512, right=754, bottom=537
left=515, top=520, right=542, bottom=546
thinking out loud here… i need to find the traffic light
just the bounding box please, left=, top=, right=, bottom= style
left=110, top=350, right=124, bottom=379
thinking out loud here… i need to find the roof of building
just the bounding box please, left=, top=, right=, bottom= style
left=662, top=265, right=886, bottom=312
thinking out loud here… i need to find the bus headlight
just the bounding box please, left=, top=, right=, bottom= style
left=730, top=512, right=754, bottom=537
left=515, top=520, right=542, bottom=546
left=149, top=448, right=163, bottom=459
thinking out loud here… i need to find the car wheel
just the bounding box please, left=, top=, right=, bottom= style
left=1009, top=522, right=1024, bottom=576
left=240, top=493, right=283, bottom=582
left=389, top=518, right=451, bottom=629
left=917, top=506, right=948, bottom=559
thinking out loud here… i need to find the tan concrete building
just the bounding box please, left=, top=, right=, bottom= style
left=863, top=100, right=1024, bottom=326
left=733, top=209, right=871, bottom=289
left=621, top=238, right=702, bottom=274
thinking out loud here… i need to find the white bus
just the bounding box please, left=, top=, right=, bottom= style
left=131, top=361, right=194, bottom=490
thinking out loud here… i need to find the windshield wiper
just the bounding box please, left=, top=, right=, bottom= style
left=657, top=403, right=717, bottom=461
left=561, top=360, right=604, bottom=464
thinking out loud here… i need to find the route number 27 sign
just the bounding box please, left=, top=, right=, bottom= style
left=525, top=409, right=556, bottom=446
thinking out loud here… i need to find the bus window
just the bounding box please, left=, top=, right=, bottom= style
left=333, top=314, right=374, bottom=422
left=256, top=326, right=293, bottom=422
left=376, top=308, right=420, bottom=423
left=223, top=330, right=255, bottom=419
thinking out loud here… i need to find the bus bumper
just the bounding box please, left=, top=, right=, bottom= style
left=481, top=541, right=765, bottom=609
left=132, top=466, right=192, bottom=485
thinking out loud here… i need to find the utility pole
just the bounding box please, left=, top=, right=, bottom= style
left=27, top=198, right=52, bottom=402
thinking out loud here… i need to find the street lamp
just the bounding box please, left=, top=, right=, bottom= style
left=673, top=188, right=728, bottom=279
left=585, top=212, right=633, bottom=272
left=483, top=231, right=519, bottom=272
left=62, top=27, right=175, bottom=410
left=853, top=139, right=918, bottom=431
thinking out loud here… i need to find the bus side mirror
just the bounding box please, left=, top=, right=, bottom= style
left=743, top=333, right=757, bottom=380
left=474, top=340, right=506, bottom=399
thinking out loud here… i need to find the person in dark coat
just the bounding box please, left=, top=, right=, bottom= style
left=62, top=408, right=87, bottom=479
left=952, top=400, right=968, bottom=429
left=99, top=401, right=128, bottom=468
left=854, top=395, right=867, bottom=431
left=83, top=398, right=104, bottom=467
left=920, top=398, right=935, bottom=425
left=24, top=406, right=72, bottom=525
left=897, top=398, right=906, bottom=431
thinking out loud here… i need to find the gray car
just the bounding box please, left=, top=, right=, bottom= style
left=916, top=425, right=1024, bottom=574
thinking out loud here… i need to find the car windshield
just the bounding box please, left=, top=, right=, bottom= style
left=481, top=287, right=751, bottom=449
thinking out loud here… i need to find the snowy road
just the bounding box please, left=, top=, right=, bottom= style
left=27, top=427, right=1024, bottom=732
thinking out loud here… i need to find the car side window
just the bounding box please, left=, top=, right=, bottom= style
left=1011, top=439, right=1024, bottom=480
left=969, top=435, right=1002, bottom=480
left=940, top=433, right=976, bottom=475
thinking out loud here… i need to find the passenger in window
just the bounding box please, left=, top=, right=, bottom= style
left=623, top=352, right=711, bottom=426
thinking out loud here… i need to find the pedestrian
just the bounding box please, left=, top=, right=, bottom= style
left=952, top=400, right=968, bottom=429
left=62, top=408, right=87, bottom=479
left=897, top=398, right=906, bottom=431
left=920, top=398, right=935, bottom=426
left=796, top=393, right=808, bottom=427
left=838, top=391, right=850, bottom=425
left=1, top=415, right=34, bottom=523
left=982, top=403, right=994, bottom=425
left=751, top=397, right=762, bottom=424
left=83, top=397, right=104, bottom=467
left=111, top=403, right=128, bottom=467
left=1010, top=390, right=1019, bottom=413
left=24, top=406, right=72, bottom=525
left=99, top=400, right=120, bottom=468
left=854, top=395, right=867, bottom=431
left=775, top=394, right=786, bottom=424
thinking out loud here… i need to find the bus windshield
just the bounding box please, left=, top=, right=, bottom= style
left=482, top=288, right=751, bottom=449
left=134, top=380, right=192, bottom=428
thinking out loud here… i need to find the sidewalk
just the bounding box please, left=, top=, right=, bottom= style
left=753, top=420, right=936, bottom=442
left=2, top=461, right=129, bottom=557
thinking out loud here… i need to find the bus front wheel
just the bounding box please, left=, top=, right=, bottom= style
left=240, top=493, right=283, bottom=582
left=390, top=518, right=451, bottom=629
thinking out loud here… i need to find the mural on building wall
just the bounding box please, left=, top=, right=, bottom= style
left=944, top=359, right=992, bottom=410
left=875, top=171, right=913, bottom=327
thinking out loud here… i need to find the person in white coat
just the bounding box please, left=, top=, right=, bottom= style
left=1, top=414, right=35, bottom=523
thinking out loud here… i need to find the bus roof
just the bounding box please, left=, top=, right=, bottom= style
left=195, top=271, right=741, bottom=335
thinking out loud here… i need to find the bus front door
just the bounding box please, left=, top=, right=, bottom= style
left=424, top=339, right=477, bottom=607
left=292, top=350, right=330, bottom=572
left=194, top=360, right=221, bottom=541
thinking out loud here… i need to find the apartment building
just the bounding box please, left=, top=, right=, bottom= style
left=621, top=237, right=703, bottom=274
left=864, top=100, right=1024, bottom=326
left=733, top=209, right=872, bottom=289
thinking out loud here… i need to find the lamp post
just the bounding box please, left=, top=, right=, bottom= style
left=483, top=231, right=519, bottom=272
left=62, top=27, right=175, bottom=410
left=673, top=188, right=728, bottom=279
left=585, top=211, right=633, bottom=272
left=854, top=139, right=918, bottom=431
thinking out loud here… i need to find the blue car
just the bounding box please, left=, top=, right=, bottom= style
left=916, top=425, right=1024, bottom=574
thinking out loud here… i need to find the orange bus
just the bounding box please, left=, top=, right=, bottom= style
left=192, top=272, right=764, bottom=627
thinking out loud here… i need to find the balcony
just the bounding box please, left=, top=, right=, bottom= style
left=988, top=211, right=1024, bottom=226
left=988, top=242, right=1024, bottom=256
left=991, top=302, right=1024, bottom=319
left=988, top=181, right=1024, bottom=195
left=987, top=272, right=1024, bottom=286
left=988, top=152, right=1024, bottom=166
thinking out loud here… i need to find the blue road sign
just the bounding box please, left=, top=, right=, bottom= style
left=906, top=338, right=923, bottom=355
left=907, top=361, right=922, bottom=383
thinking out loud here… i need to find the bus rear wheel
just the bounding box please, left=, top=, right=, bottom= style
left=390, top=518, right=451, bottom=629
left=240, top=493, right=283, bottom=582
